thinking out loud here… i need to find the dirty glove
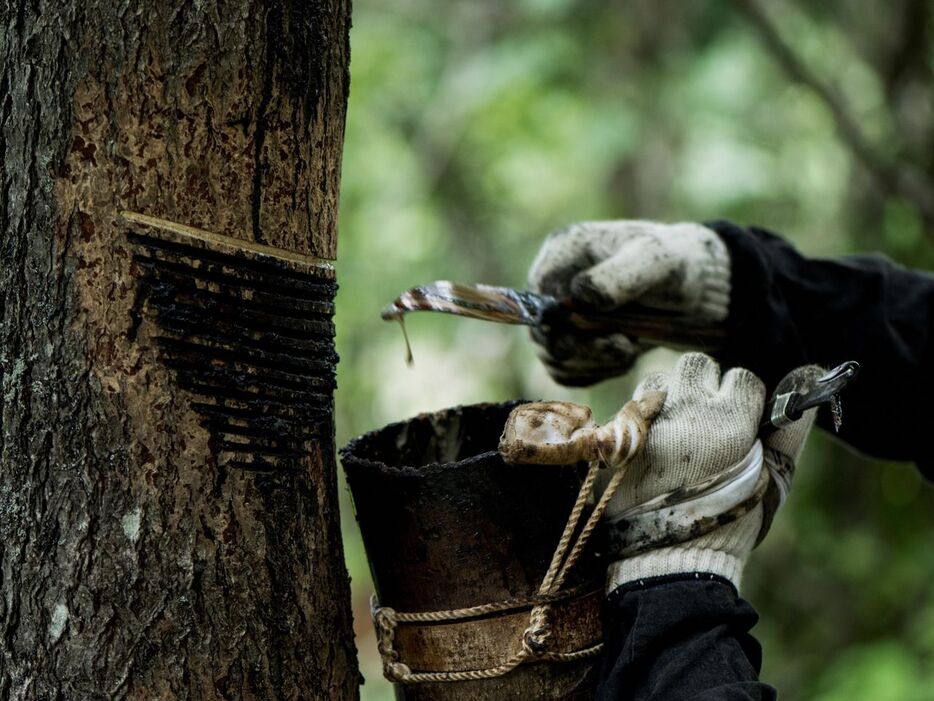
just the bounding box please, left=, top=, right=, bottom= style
left=603, top=353, right=821, bottom=593
left=528, top=221, right=731, bottom=386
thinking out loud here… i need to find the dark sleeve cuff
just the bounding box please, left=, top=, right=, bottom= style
left=705, top=219, right=810, bottom=390
left=598, top=574, right=774, bottom=701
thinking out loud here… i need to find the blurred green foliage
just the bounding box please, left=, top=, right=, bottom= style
left=335, top=1, right=934, bottom=698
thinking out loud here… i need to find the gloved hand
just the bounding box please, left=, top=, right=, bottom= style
left=528, top=220, right=731, bottom=386
left=603, top=353, right=821, bottom=593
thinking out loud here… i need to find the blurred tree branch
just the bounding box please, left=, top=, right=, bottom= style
left=733, top=0, right=934, bottom=229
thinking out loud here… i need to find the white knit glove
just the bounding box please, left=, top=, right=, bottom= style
left=603, top=353, right=821, bottom=593
left=528, top=220, right=731, bottom=386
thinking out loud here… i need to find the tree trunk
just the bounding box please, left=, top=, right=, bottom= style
left=0, top=2, right=358, bottom=699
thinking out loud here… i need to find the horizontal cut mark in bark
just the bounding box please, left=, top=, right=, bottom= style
left=133, top=251, right=336, bottom=304
left=207, top=420, right=319, bottom=442
left=215, top=440, right=306, bottom=458
left=164, top=361, right=335, bottom=397
left=191, top=401, right=330, bottom=422
left=144, top=292, right=335, bottom=342
left=121, top=210, right=334, bottom=276
left=157, top=336, right=336, bottom=379
left=225, top=459, right=305, bottom=473
left=148, top=314, right=335, bottom=360
left=127, top=214, right=336, bottom=473
left=185, top=382, right=330, bottom=406
left=150, top=281, right=333, bottom=321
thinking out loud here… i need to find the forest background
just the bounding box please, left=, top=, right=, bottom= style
left=335, top=1, right=934, bottom=698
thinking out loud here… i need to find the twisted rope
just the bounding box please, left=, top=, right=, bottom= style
left=374, top=584, right=591, bottom=625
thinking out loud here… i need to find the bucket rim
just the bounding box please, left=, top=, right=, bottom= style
left=339, top=399, right=536, bottom=477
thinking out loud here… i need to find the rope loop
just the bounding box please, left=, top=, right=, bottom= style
left=522, top=605, right=553, bottom=655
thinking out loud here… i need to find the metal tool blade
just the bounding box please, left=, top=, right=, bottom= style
left=382, top=280, right=726, bottom=349
left=761, top=360, right=860, bottom=434
left=381, top=281, right=544, bottom=326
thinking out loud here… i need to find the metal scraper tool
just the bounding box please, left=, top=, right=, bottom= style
left=761, top=360, right=860, bottom=435
left=381, top=281, right=727, bottom=353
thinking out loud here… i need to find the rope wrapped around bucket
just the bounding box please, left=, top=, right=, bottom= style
left=370, top=393, right=665, bottom=684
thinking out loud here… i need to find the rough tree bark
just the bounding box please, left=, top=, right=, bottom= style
left=0, top=2, right=358, bottom=699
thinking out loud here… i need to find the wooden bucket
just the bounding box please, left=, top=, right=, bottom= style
left=340, top=401, right=602, bottom=700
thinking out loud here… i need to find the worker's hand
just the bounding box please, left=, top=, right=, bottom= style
left=528, top=220, right=731, bottom=386
left=602, top=353, right=820, bottom=594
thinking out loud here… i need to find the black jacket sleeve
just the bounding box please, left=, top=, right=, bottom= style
left=597, top=575, right=774, bottom=701
left=708, top=221, right=934, bottom=477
